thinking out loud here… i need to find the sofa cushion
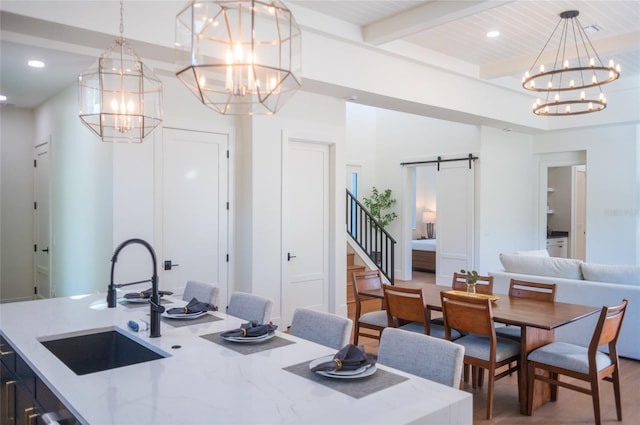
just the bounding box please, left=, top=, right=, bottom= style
left=499, top=253, right=583, bottom=280
left=580, top=263, right=640, bottom=285
left=513, top=249, right=550, bottom=257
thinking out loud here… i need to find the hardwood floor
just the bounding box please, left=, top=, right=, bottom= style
left=351, top=271, right=640, bottom=424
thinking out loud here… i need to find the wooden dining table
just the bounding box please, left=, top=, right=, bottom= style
left=360, top=282, right=601, bottom=415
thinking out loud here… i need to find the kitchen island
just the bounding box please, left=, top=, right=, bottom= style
left=1, top=293, right=471, bottom=424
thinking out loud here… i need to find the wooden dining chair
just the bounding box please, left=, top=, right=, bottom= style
left=289, top=308, right=353, bottom=350
left=527, top=299, right=628, bottom=425
left=351, top=270, right=388, bottom=344
left=377, top=327, right=465, bottom=388
left=440, top=290, right=521, bottom=420
left=451, top=272, right=494, bottom=294
left=383, top=285, right=460, bottom=340
left=496, top=279, right=557, bottom=341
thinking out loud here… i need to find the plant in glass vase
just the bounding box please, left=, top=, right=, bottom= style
left=460, top=269, right=479, bottom=294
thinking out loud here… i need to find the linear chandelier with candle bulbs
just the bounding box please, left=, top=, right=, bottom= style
left=78, top=1, right=163, bottom=142
left=522, top=10, right=621, bottom=116
left=175, top=0, right=302, bottom=115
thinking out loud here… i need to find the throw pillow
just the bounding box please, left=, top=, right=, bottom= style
left=499, top=253, right=583, bottom=279
left=513, top=249, right=550, bottom=257
left=580, top=263, right=640, bottom=285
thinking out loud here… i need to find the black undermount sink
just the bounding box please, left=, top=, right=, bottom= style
left=39, top=326, right=169, bottom=375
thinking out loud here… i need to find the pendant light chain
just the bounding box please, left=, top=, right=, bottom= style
left=119, top=0, right=125, bottom=40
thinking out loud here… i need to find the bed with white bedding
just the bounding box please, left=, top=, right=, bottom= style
left=412, top=239, right=436, bottom=271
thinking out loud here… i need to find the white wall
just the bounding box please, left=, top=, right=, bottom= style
left=244, top=90, right=347, bottom=321
left=34, top=85, right=114, bottom=297
left=0, top=108, right=35, bottom=302
left=477, top=127, right=536, bottom=274
left=534, top=124, right=639, bottom=265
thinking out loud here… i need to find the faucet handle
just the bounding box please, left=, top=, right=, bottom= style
left=150, top=301, right=165, bottom=314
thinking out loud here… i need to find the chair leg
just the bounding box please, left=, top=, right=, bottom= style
left=612, top=368, right=623, bottom=421
left=550, top=371, right=558, bottom=401
left=353, top=323, right=359, bottom=345
left=478, top=367, right=484, bottom=387
left=486, top=367, right=494, bottom=420
left=527, top=361, right=537, bottom=416
left=463, top=364, right=469, bottom=383
left=591, top=376, right=602, bottom=425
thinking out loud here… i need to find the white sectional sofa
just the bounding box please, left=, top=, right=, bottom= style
left=490, top=252, right=640, bottom=361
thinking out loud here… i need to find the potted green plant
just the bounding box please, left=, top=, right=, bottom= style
left=362, top=187, right=397, bottom=265
left=460, top=269, right=479, bottom=294
left=362, top=186, right=397, bottom=229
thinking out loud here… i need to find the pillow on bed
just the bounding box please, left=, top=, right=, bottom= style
left=499, top=253, right=583, bottom=280
left=513, top=249, right=550, bottom=257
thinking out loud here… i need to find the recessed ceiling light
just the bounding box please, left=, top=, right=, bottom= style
left=486, top=30, right=500, bottom=38
left=0, top=94, right=7, bottom=102
left=28, top=60, right=45, bottom=68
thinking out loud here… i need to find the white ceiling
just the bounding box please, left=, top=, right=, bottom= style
left=1, top=0, right=639, bottom=111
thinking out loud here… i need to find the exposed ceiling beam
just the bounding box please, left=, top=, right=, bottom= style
left=363, top=0, right=513, bottom=46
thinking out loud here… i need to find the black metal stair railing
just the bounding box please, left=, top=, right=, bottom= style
left=346, top=189, right=396, bottom=284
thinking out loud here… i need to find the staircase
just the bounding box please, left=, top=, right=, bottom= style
left=346, top=252, right=365, bottom=317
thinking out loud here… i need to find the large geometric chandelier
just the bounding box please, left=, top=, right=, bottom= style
left=522, top=10, right=621, bottom=116
left=175, top=0, right=302, bottom=115
left=78, top=1, right=163, bottom=142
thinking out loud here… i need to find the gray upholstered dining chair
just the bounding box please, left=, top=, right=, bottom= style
left=289, top=308, right=353, bottom=350
left=526, top=299, right=628, bottom=425
left=377, top=327, right=465, bottom=388
left=226, top=292, right=273, bottom=323
left=183, top=280, right=220, bottom=309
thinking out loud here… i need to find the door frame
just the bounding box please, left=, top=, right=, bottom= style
left=154, top=125, right=233, bottom=307
left=538, top=151, right=587, bottom=255
left=33, top=136, right=51, bottom=299
left=281, top=132, right=337, bottom=326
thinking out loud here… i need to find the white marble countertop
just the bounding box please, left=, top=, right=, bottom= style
left=0, top=293, right=472, bottom=424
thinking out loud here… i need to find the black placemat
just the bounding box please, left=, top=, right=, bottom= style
left=200, top=332, right=295, bottom=355
left=119, top=298, right=173, bottom=309
left=283, top=360, right=408, bottom=399
left=161, top=313, right=222, bottom=328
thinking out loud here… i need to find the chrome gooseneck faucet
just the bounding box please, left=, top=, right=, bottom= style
left=107, top=238, right=164, bottom=337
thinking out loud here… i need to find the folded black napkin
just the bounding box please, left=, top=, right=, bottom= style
left=166, top=297, right=216, bottom=315
left=220, top=320, right=278, bottom=338
left=124, top=288, right=174, bottom=299
left=311, top=344, right=376, bottom=373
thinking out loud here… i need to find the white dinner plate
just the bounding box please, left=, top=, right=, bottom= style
left=221, top=332, right=276, bottom=343
left=162, top=311, right=208, bottom=320
left=308, top=355, right=376, bottom=379
left=120, top=297, right=150, bottom=304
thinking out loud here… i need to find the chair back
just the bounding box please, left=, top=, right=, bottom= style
left=226, top=292, right=273, bottom=323
left=352, top=270, right=383, bottom=310
left=183, top=280, right=220, bottom=308
left=378, top=328, right=464, bottom=388
left=590, top=299, right=628, bottom=354
left=452, top=272, right=494, bottom=294
left=289, top=308, right=353, bottom=350
left=383, top=285, right=428, bottom=328
left=508, top=279, right=556, bottom=302
left=440, top=291, right=494, bottom=339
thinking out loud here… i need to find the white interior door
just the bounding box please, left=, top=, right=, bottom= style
left=435, top=160, right=474, bottom=284
left=34, top=140, right=51, bottom=299
left=160, top=128, right=228, bottom=306
left=282, top=139, right=330, bottom=326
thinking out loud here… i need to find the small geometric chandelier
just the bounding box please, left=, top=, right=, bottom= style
left=78, top=1, right=163, bottom=142
left=175, top=0, right=302, bottom=115
left=522, top=10, right=621, bottom=116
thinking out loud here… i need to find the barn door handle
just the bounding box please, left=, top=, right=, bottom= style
left=287, top=253, right=297, bottom=261
left=42, top=247, right=49, bottom=253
